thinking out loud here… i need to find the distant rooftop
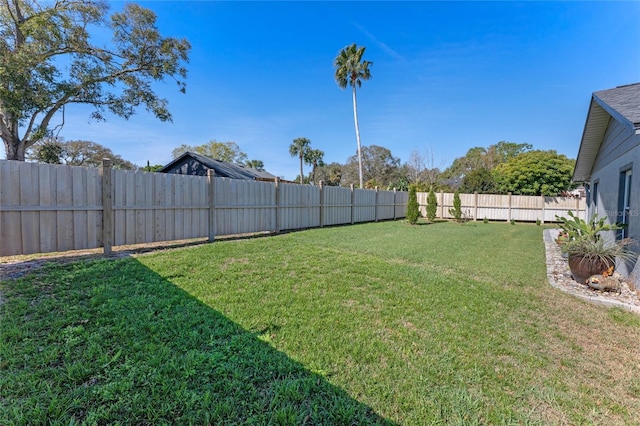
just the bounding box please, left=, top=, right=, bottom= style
left=160, top=151, right=277, bottom=180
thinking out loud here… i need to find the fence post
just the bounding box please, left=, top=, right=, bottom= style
left=474, top=191, right=478, bottom=221
left=275, top=177, right=281, bottom=233
left=439, top=190, right=444, bottom=219
left=101, top=159, right=113, bottom=255
left=393, top=188, right=397, bottom=220
left=507, top=192, right=512, bottom=222
left=541, top=195, right=545, bottom=224
left=374, top=186, right=379, bottom=222
left=319, top=181, right=324, bottom=228
left=207, top=169, right=216, bottom=242
left=350, top=184, right=355, bottom=224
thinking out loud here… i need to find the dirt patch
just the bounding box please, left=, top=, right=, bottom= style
left=0, top=238, right=212, bottom=281
left=0, top=232, right=275, bottom=282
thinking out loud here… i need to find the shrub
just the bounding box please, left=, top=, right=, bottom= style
left=483, top=217, right=489, bottom=224
left=555, top=211, right=624, bottom=243
left=426, top=188, right=437, bottom=222
left=406, top=185, right=420, bottom=225
left=449, top=190, right=463, bottom=222
left=536, top=218, right=541, bottom=226
left=510, top=219, right=516, bottom=225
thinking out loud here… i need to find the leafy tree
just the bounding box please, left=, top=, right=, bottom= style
left=314, top=162, right=342, bottom=186
left=29, top=139, right=135, bottom=169
left=304, top=148, right=325, bottom=184
left=289, top=137, right=311, bottom=184
left=493, top=150, right=575, bottom=196
left=442, top=147, right=488, bottom=182
left=142, top=161, right=163, bottom=172
left=406, top=184, right=420, bottom=225
left=245, top=159, right=265, bottom=171
left=449, top=190, right=463, bottom=222
left=443, top=141, right=532, bottom=183
left=342, top=145, right=401, bottom=189
left=490, top=141, right=532, bottom=165
left=172, top=141, right=248, bottom=164
left=334, top=43, right=372, bottom=189
left=1, top=1, right=190, bottom=161
left=459, top=167, right=496, bottom=193
left=29, top=137, right=63, bottom=164
left=426, top=188, right=438, bottom=223
left=388, top=176, right=410, bottom=192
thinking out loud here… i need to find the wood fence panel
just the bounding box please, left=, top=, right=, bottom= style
left=354, top=189, right=376, bottom=223
left=417, top=192, right=428, bottom=218
left=21, top=162, right=40, bottom=254
left=0, top=162, right=105, bottom=256
left=323, top=186, right=351, bottom=226
left=477, top=194, right=509, bottom=221
left=544, top=196, right=584, bottom=222
left=71, top=166, right=89, bottom=250
left=376, top=190, right=396, bottom=220
left=213, top=178, right=275, bottom=235
left=1, top=161, right=21, bottom=255
left=279, top=183, right=320, bottom=230
left=113, top=169, right=126, bottom=246
left=37, top=162, right=57, bottom=253
left=511, top=195, right=540, bottom=222
left=395, top=191, right=408, bottom=218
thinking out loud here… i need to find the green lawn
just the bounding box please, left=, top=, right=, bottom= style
left=2, top=221, right=640, bottom=425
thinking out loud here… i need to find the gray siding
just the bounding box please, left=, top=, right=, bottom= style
left=592, top=118, right=639, bottom=172
left=589, top=118, right=640, bottom=282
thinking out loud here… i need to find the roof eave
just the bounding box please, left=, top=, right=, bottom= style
left=571, top=98, right=611, bottom=183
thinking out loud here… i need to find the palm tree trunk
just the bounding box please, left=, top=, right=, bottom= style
left=352, top=85, right=364, bottom=189
left=299, top=153, right=303, bottom=184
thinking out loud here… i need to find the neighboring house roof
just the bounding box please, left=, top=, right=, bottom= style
left=159, top=151, right=276, bottom=180
left=573, top=83, right=640, bottom=182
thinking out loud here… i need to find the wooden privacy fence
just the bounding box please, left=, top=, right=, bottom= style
left=0, top=160, right=409, bottom=256
left=417, top=191, right=586, bottom=222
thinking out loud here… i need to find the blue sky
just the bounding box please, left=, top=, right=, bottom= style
left=53, top=1, right=640, bottom=180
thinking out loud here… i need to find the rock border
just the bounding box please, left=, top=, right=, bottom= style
left=543, top=228, right=640, bottom=315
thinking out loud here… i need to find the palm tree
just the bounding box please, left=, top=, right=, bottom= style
left=305, top=148, right=325, bottom=184
left=245, top=159, right=265, bottom=171
left=334, top=43, right=373, bottom=189
left=289, top=137, right=311, bottom=184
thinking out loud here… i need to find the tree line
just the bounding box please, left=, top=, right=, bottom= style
left=27, top=136, right=576, bottom=196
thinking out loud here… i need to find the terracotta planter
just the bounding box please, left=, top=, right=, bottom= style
left=568, top=254, right=615, bottom=284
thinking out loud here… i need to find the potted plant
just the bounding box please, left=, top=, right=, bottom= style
left=556, top=212, right=632, bottom=284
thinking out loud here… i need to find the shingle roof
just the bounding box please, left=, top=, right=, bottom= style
left=593, top=83, right=640, bottom=130
left=572, top=83, right=640, bottom=182
left=160, top=152, right=276, bottom=180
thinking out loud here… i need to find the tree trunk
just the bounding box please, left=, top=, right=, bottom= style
left=2, top=135, right=26, bottom=161
left=352, top=85, right=364, bottom=189
left=299, top=153, right=303, bottom=184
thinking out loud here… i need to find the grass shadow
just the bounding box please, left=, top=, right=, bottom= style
left=0, top=257, right=394, bottom=425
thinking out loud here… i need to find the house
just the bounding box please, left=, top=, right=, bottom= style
left=572, top=82, right=640, bottom=281
left=159, top=151, right=277, bottom=181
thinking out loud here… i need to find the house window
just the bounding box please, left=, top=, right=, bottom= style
left=617, top=169, right=632, bottom=240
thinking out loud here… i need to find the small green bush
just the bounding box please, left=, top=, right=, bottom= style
left=483, top=217, right=488, bottom=224
left=406, top=185, right=420, bottom=225
left=536, top=218, right=541, bottom=226
left=510, top=219, right=516, bottom=225
left=449, top=190, right=463, bottom=222
left=426, top=188, right=437, bottom=223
